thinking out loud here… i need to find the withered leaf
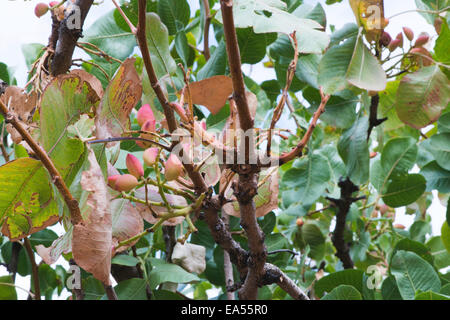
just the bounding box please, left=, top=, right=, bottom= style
left=185, top=75, right=233, bottom=115
left=72, top=148, right=112, bottom=285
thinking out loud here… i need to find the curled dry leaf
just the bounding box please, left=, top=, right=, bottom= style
left=222, top=168, right=279, bottom=218
left=171, top=242, right=206, bottom=274
left=72, top=148, right=112, bottom=285
left=184, top=75, right=233, bottom=115
left=2, top=86, right=37, bottom=145
left=35, top=227, right=73, bottom=265
left=111, top=198, right=144, bottom=255
left=95, top=58, right=143, bottom=143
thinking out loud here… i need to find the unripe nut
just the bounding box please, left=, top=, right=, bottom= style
left=35, top=3, right=49, bottom=17
left=414, top=33, right=430, bottom=47
left=126, top=154, right=144, bottom=178
left=137, top=104, right=155, bottom=127
left=388, top=38, right=401, bottom=52
left=107, top=175, right=120, bottom=189
left=402, top=27, right=414, bottom=41
left=393, top=224, right=406, bottom=230
left=296, top=218, right=304, bottom=227
left=164, top=154, right=183, bottom=181
left=114, top=174, right=139, bottom=192
left=379, top=32, right=392, bottom=47
left=143, top=148, right=159, bottom=166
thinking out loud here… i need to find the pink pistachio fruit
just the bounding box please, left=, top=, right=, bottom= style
left=402, top=27, right=414, bottom=41
left=137, top=104, right=155, bottom=127
left=126, top=154, right=144, bottom=178
left=164, top=154, right=183, bottom=181
left=388, top=38, right=401, bottom=52
left=114, top=174, right=139, bottom=192
left=379, top=31, right=392, bottom=47
left=107, top=175, right=120, bottom=189
left=35, top=3, right=49, bottom=18
left=414, top=33, right=430, bottom=47
left=143, top=148, right=159, bottom=166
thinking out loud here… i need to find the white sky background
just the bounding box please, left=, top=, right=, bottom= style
left=0, top=0, right=446, bottom=299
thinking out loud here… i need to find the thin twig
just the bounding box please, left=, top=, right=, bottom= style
left=277, top=88, right=330, bottom=165
left=23, top=238, right=40, bottom=300
left=201, top=0, right=212, bottom=60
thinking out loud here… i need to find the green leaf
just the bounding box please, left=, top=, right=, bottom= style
left=438, top=112, right=450, bottom=133
left=415, top=291, right=450, bottom=300
left=321, top=284, right=362, bottom=300
left=175, top=32, right=190, bottom=66
left=258, top=211, right=276, bottom=235
left=21, top=43, right=45, bottom=70
left=0, top=275, right=17, bottom=300
left=337, top=116, right=370, bottom=185
left=157, top=0, right=190, bottom=35
left=396, top=65, right=450, bottom=129
left=442, top=222, right=450, bottom=253
left=114, top=278, right=148, bottom=300
left=111, top=255, right=139, bottom=267
left=29, top=229, right=58, bottom=248
left=314, top=269, right=364, bottom=298
left=318, top=36, right=355, bottom=94
left=0, top=158, right=58, bottom=241
left=381, top=137, right=418, bottom=177
left=390, top=250, right=441, bottom=300
left=381, top=276, right=402, bottom=300
left=282, top=154, right=331, bottom=208
left=420, top=161, right=450, bottom=193
left=427, top=133, right=450, bottom=171
left=237, top=28, right=276, bottom=64
left=303, top=87, right=357, bottom=129
left=149, top=258, right=200, bottom=289
left=40, top=71, right=100, bottom=182
left=382, top=174, right=426, bottom=208
left=392, top=238, right=434, bottom=266
left=221, top=0, right=329, bottom=54
left=83, top=10, right=135, bottom=60
left=302, top=223, right=326, bottom=261
left=345, top=31, right=386, bottom=92
left=197, top=40, right=227, bottom=81
left=435, top=20, right=450, bottom=64
left=145, top=12, right=177, bottom=78
left=426, top=236, right=450, bottom=269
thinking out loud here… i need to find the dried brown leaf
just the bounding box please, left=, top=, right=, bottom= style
left=111, top=199, right=144, bottom=254
left=72, top=148, right=112, bottom=285
left=2, top=86, right=37, bottom=144
left=185, top=75, right=233, bottom=114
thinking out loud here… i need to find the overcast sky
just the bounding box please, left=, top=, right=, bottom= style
left=0, top=0, right=446, bottom=299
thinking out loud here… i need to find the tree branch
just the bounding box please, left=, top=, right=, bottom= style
left=261, top=263, right=309, bottom=300
left=23, top=238, right=40, bottom=300
left=220, top=0, right=253, bottom=133
left=367, top=94, right=387, bottom=140
left=222, top=212, right=235, bottom=300
left=137, top=0, right=208, bottom=195
left=201, top=0, right=212, bottom=61
left=0, top=98, right=82, bottom=225
left=278, top=88, right=330, bottom=165
left=51, top=0, right=95, bottom=76
left=327, top=177, right=365, bottom=269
